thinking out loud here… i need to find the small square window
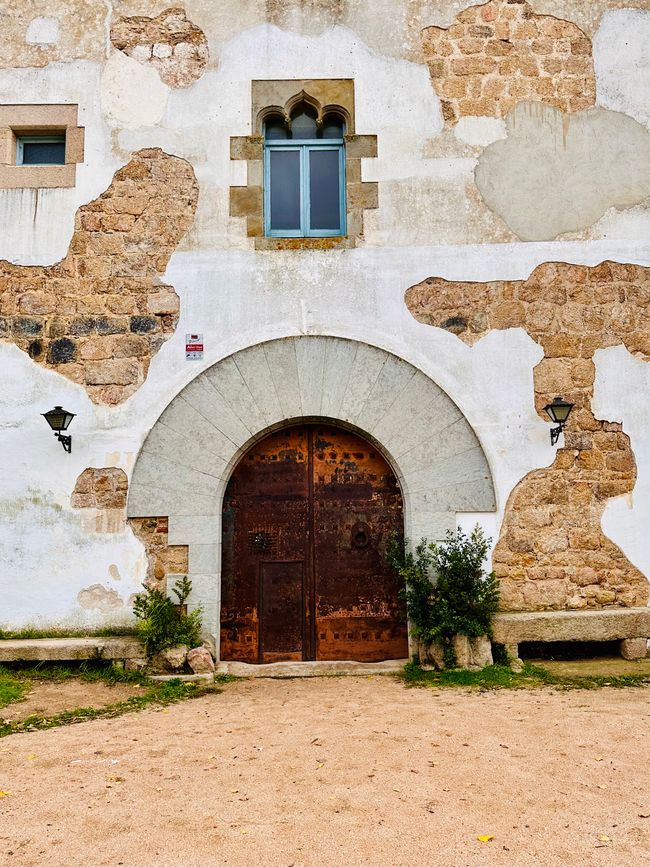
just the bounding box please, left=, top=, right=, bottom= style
left=16, top=134, right=66, bottom=166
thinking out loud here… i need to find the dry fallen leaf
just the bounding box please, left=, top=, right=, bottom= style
left=0, top=791, right=12, bottom=797
left=477, top=835, right=494, bottom=843
left=598, top=835, right=611, bottom=843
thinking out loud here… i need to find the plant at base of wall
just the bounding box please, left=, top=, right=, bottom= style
left=387, top=527, right=499, bottom=668
left=132, top=577, right=202, bottom=658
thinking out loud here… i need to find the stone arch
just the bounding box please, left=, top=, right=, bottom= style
left=127, top=336, right=496, bottom=649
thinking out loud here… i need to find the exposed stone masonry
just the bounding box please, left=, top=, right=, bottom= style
left=129, top=516, right=189, bottom=590
left=422, top=0, right=596, bottom=125
left=406, top=261, right=650, bottom=611
left=0, top=148, right=199, bottom=404
left=110, top=7, right=209, bottom=88
left=71, top=468, right=128, bottom=510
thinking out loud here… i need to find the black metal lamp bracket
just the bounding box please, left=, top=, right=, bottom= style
left=55, top=432, right=72, bottom=453
left=550, top=424, right=564, bottom=446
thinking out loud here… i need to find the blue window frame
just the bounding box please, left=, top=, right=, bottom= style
left=16, top=134, right=66, bottom=166
left=264, top=114, right=346, bottom=238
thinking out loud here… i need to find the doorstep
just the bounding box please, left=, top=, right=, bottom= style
left=215, top=658, right=409, bottom=678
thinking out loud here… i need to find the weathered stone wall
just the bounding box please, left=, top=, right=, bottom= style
left=0, top=148, right=198, bottom=404
left=110, top=7, right=209, bottom=88
left=422, top=0, right=596, bottom=125
left=2, top=1, right=650, bottom=631
left=128, top=516, right=189, bottom=590
left=406, top=261, right=650, bottom=611
left=71, top=468, right=128, bottom=510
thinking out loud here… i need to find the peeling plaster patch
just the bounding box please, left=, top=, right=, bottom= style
left=26, top=17, right=60, bottom=45
left=77, top=584, right=125, bottom=612
left=71, top=468, right=128, bottom=510
left=0, top=3, right=106, bottom=67
left=594, top=345, right=650, bottom=583
left=530, top=1, right=650, bottom=39
left=0, top=149, right=198, bottom=404
left=454, top=116, right=507, bottom=147
left=110, top=7, right=209, bottom=88
left=129, top=516, right=188, bottom=590
left=594, top=10, right=650, bottom=129
left=108, top=564, right=122, bottom=581
left=406, top=260, right=650, bottom=611
left=422, top=0, right=596, bottom=126
left=475, top=102, right=650, bottom=241
left=100, top=51, right=169, bottom=129
left=1, top=490, right=141, bottom=629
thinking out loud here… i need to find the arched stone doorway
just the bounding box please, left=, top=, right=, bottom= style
left=220, top=422, right=407, bottom=664
left=127, top=335, right=497, bottom=658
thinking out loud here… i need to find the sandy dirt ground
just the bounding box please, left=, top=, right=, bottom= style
left=1, top=676, right=649, bottom=866
left=1, top=680, right=144, bottom=724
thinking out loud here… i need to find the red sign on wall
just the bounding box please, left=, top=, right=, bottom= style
left=185, top=333, right=204, bottom=360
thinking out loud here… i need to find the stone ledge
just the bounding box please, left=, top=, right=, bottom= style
left=493, top=608, right=650, bottom=644
left=0, top=637, right=144, bottom=662
left=216, top=658, right=408, bottom=678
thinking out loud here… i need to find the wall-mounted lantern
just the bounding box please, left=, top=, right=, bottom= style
left=544, top=396, right=574, bottom=446
left=42, top=406, right=76, bottom=453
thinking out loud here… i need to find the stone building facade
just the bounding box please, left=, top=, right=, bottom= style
left=1, top=0, right=650, bottom=660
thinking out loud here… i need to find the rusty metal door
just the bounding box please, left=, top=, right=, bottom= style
left=220, top=424, right=407, bottom=663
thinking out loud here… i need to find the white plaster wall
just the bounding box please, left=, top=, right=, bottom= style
left=2, top=11, right=650, bottom=627
left=0, top=62, right=121, bottom=265
left=593, top=345, right=650, bottom=583
left=595, top=10, right=650, bottom=130
left=0, top=346, right=145, bottom=628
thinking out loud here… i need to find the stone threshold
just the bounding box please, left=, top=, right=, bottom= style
left=216, top=659, right=409, bottom=678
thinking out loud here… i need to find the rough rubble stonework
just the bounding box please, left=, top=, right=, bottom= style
left=71, top=468, right=128, bottom=510
left=0, top=148, right=199, bottom=404
left=128, top=516, right=189, bottom=591
left=110, top=7, right=209, bottom=88
left=421, top=0, right=596, bottom=125
left=406, top=261, right=650, bottom=612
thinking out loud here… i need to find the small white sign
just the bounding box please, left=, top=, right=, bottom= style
left=185, top=333, right=204, bottom=360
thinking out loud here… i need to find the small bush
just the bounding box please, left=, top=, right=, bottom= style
left=132, top=576, right=202, bottom=657
left=388, top=526, right=499, bottom=664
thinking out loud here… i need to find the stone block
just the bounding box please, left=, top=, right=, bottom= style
left=150, top=644, right=189, bottom=672
left=493, top=609, right=650, bottom=644
left=230, top=136, right=263, bottom=161
left=344, top=134, right=378, bottom=159
left=619, top=638, right=647, bottom=660
left=187, top=646, right=215, bottom=673
left=0, top=637, right=143, bottom=662
left=230, top=185, right=262, bottom=217
left=452, top=634, right=493, bottom=669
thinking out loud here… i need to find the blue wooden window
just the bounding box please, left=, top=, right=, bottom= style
left=264, top=111, right=346, bottom=238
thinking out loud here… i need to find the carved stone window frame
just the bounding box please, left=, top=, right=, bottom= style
left=0, top=104, right=85, bottom=189
left=230, top=80, right=377, bottom=250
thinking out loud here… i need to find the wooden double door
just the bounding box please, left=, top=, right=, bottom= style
left=220, top=423, right=408, bottom=663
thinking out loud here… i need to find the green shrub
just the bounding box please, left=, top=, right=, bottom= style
left=132, top=576, right=202, bottom=657
left=388, top=526, right=499, bottom=662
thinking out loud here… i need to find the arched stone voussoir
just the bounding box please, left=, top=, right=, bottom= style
left=127, top=336, right=496, bottom=642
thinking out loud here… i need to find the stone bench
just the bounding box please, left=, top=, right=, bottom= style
left=0, top=637, right=144, bottom=664
left=492, top=608, right=650, bottom=661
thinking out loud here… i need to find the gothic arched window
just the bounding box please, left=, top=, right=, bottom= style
left=264, top=104, right=346, bottom=238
